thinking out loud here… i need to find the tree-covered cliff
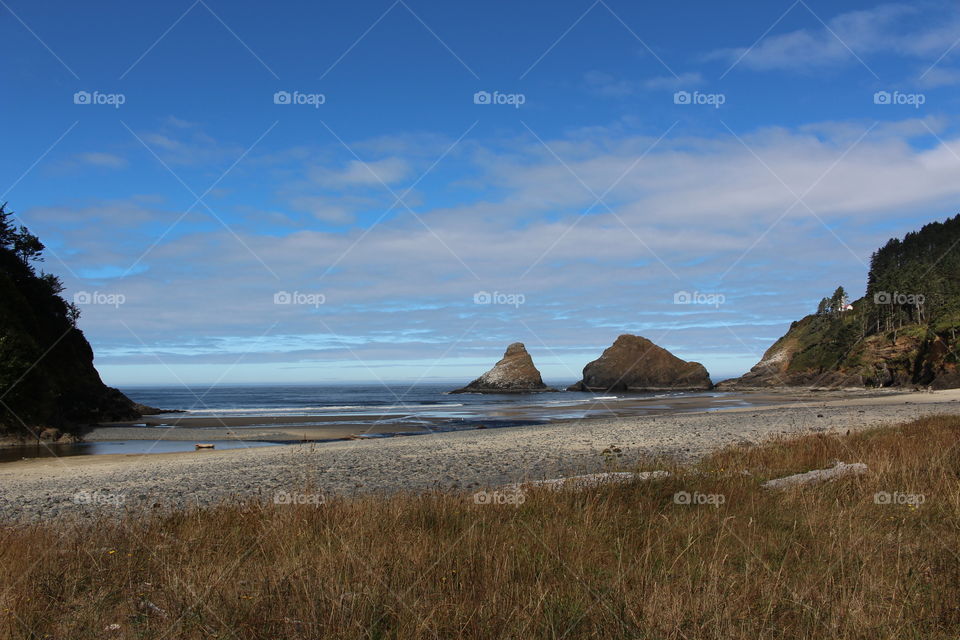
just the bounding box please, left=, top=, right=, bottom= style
left=722, top=214, right=960, bottom=389
left=0, top=203, right=143, bottom=438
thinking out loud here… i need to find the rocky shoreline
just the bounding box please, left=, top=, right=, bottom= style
left=1, top=388, right=957, bottom=522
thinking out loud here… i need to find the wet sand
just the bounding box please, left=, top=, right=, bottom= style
left=97, top=413, right=442, bottom=430
left=1, top=387, right=957, bottom=522
left=85, top=421, right=432, bottom=443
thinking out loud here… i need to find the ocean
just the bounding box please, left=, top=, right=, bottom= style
left=119, top=383, right=741, bottom=427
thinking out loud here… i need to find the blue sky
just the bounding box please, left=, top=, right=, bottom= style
left=3, top=0, right=960, bottom=385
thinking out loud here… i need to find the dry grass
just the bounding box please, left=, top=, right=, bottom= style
left=2, top=415, right=960, bottom=639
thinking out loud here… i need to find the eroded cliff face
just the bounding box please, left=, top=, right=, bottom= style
left=567, top=334, right=712, bottom=392
left=720, top=214, right=960, bottom=390
left=451, top=343, right=556, bottom=393
left=717, top=313, right=960, bottom=390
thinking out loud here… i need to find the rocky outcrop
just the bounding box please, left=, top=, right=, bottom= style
left=567, top=334, right=712, bottom=391
left=0, top=203, right=145, bottom=437
left=714, top=314, right=863, bottom=389
left=451, top=343, right=556, bottom=394
left=720, top=216, right=960, bottom=390
left=715, top=312, right=960, bottom=390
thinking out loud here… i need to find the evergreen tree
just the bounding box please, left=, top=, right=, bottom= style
left=831, top=287, right=848, bottom=315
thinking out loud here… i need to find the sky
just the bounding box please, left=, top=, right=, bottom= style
left=2, top=0, right=960, bottom=386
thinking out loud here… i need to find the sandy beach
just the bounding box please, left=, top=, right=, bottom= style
left=1, top=388, right=958, bottom=522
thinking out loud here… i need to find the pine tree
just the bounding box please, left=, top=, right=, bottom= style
left=830, top=286, right=847, bottom=316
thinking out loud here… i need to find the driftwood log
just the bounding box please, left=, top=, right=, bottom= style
left=761, top=462, right=867, bottom=490
left=511, top=470, right=670, bottom=491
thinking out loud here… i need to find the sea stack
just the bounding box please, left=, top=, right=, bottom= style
left=451, top=343, right=556, bottom=394
left=567, top=334, right=712, bottom=391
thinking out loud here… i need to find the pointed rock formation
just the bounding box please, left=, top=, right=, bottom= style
left=451, top=343, right=556, bottom=394
left=567, top=334, right=712, bottom=392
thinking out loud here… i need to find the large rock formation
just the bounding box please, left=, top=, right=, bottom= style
left=451, top=343, right=556, bottom=393
left=0, top=204, right=148, bottom=438
left=567, top=334, right=712, bottom=392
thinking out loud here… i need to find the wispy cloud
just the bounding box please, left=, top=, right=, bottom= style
left=308, top=157, right=411, bottom=188
left=133, top=119, right=242, bottom=166
left=287, top=195, right=365, bottom=224
left=75, top=152, right=128, bottom=169
left=918, top=66, right=960, bottom=88
left=34, top=117, right=960, bottom=383
left=584, top=71, right=704, bottom=96
left=643, top=72, right=703, bottom=90
left=710, top=2, right=960, bottom=73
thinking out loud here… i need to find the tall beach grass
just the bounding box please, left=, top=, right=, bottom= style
left=2, top=415, right=958, bottom=639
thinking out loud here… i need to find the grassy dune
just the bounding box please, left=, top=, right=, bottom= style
left=2, top=415, right=959, bottom=639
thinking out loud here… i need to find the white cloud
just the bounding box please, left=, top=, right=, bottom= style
left=918, top=67, right=960, bottom=88
left=308, top=157, right=411, bottom=188
left=76, top=152, right=127, bottom=169
left=287, top=196, right=358, bottom=224
left=584, top=71, right=705, bottom=95
left=643, top=72, right=704, bottom=90
left=584, top=71, right=635, bottom=97
left=711, top=3, right=960, bottom=73
left=134, top=120, right=242, bottom=166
